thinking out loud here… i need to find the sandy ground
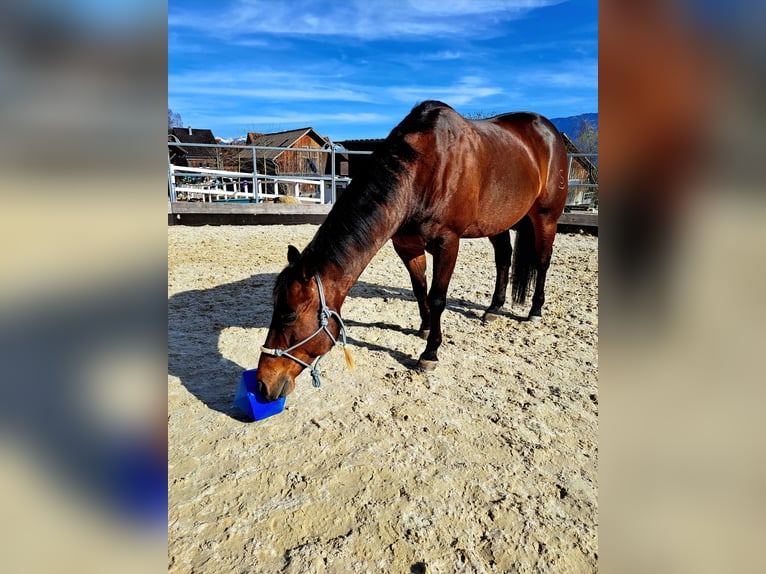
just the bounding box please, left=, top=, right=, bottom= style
left=168, top=224, right=598, bottom=573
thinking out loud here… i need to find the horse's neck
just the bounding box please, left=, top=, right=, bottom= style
left=335, top=233, right=391, bottom=297
left=314, top=187, right=408, bottom=308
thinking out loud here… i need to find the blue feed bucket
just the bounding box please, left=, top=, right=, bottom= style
left=233, top=369, right=286, bottom=421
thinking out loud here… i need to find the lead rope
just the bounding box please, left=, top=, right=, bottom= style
left=260, top=274, right=353, bottom=388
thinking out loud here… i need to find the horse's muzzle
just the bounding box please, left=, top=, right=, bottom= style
left=257, top=374, right=292, bottom=402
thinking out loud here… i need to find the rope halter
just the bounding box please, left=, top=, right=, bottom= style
left=260, top=274, right=349, bottom=388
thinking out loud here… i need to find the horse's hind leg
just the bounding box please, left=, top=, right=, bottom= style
left=528, top=216, right=558, bottom=322
left=392, top=236, right=430, bottom=338
left=482, top=230, right=512, bottom=322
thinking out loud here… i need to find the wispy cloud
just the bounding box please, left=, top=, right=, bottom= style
left=420, top=50, right=464, bottom=61
left=170, top=84, right=373, bottom=103
left=211, top=111, right=390, bottom=126
left=168, top=70, right=375, bottom=103
left=169, top=0, right=568, bottom=42
left=388, top=76, right=503, bottom=106
left=520, top=59, right=598, bottom=89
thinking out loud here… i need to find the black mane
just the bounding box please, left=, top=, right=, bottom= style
left=303, top=101, right=450, bottom=270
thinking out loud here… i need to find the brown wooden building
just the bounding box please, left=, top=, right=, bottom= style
left=168, top=127, right=219, bottom=168
left=245, top=127, right=328, bottom=176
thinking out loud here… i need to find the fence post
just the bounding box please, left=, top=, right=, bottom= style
left=330, top=144, right=336, bottom=203
left=252, top=146, right=258, bottom=202
left=167, top=150, right=177, bottom=203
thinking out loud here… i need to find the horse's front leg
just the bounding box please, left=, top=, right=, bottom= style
left=417, top=235, right=459, bottom=371
left=392, top=236, right=430, bottom=338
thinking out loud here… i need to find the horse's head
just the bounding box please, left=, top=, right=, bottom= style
left=256, top=245, right=344, bottom=402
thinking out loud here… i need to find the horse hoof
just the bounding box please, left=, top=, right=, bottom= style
left=528, top=314, right=542, bottom=323
left=417, top=329, right=430, bottom=339
left=416, top=358, right=438, bottom=371
left=482, top=311, right=501, bottom=323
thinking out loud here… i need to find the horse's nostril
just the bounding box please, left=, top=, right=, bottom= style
left=257, top=379, right=268, bottom=398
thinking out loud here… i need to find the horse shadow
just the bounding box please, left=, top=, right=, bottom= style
left=169, top=273, right=274, bottom=420
left=347, top=280, right=527, bottom=322
left=168, top=274, right=525, bottom=419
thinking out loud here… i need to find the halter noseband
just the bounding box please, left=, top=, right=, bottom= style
left=260, top=274, right=349, bottom=388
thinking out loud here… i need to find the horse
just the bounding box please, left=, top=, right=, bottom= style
left=256, top=100, right=568, bottom=401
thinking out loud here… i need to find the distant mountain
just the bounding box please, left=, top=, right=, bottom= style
left=216, top=136, right=247, bottom=145
left=550, top=113, right=598, bottom=139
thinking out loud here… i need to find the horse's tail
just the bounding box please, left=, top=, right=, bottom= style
left=511, top=216, right=538, bottom=305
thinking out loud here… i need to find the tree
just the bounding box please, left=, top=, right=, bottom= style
left=574, top=118, right=598, bottom=185
left=168, top=108, right=183, bottom=129
left=575, top=118, right=598, bottom=156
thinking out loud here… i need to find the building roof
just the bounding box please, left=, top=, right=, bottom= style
left=168, top=127, right=219, bottom=161
left=336, top=138, right=384, bottom=150
left=168, top=127, right=217, bottom=145
left=245, top=127, right=326, bottom=160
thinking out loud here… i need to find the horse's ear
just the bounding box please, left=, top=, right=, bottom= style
left=300, top=259, right=317, bottom=282
left=287, top=245, right=315, bottom=281
left=287, top=245, right=301, bottom=264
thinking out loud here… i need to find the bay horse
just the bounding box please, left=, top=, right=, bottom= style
left=257, top=100, right=568, bottom=401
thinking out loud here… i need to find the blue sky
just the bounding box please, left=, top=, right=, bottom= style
left=168, top=0, right=597, bottom=141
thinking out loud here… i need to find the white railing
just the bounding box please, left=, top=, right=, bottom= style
left=169, top=164, right=345, bottom=204
left=167, top=142, right=369, bottom=205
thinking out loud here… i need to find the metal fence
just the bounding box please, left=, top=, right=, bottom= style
left=168, top=141, right=597, bottom=209
left=167, top=142, right=371, bottom=204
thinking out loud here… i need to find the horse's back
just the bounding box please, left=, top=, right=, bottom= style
left=394, top=101, right=563, bottom=157
left=393, top=101, right=568, bottom=238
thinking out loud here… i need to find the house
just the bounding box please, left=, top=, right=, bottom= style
left=245, top=127, right=328, bottom=177
left=168, top=127, right=219, bottom=168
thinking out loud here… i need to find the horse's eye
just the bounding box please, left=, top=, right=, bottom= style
left=281, top=311, right=298, bottom=325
